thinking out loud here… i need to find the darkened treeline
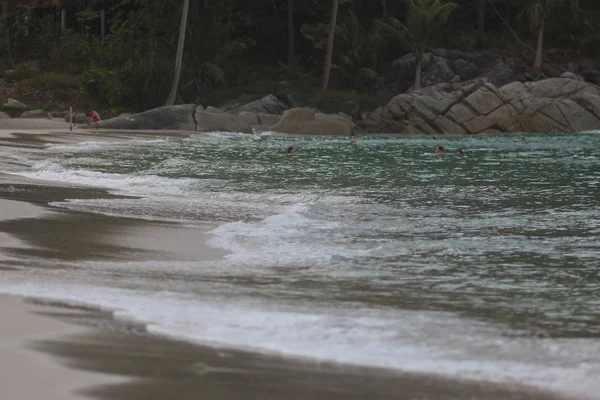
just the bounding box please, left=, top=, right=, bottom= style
left=1, top=0, right=599, bottom=111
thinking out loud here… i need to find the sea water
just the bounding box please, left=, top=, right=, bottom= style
left=0, top=132, right=599, bottom=398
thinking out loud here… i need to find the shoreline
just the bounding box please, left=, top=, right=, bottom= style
left=1, top=293, right=568, bottom=400
left=0, top=124, right=583, bottom=400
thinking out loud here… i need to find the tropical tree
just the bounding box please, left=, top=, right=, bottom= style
left=288, top=0, right=295, bottom=66
left=477, top=0, right=486, bottom=48
left=523, top=0, right=575, bottom=69
left=315, top=0, right=340, bottom=101
left=377, top=0, right=459, bottom=91
left=336, top=10, right=381, bottom=90
left=165, top=0, right=190, bottom=106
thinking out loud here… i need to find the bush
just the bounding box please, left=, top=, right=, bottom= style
left=27, top=73, right=81, bottom=90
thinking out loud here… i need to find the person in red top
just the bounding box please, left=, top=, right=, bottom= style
left=88, top=109, right=101, bottom=128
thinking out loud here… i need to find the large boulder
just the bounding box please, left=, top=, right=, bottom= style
left=195, top=110, right=252, bottom=133
left=270, top=108, right=357, bottom=135
left=226, top=94, right=289, bottom=115
left=20, top=109, right=49, bottom=119
left=378, top=49, right=520, bottom=95
left=97, top=104, right=196, bottom=131
left=0, top=111, right=10, bottom=119
left=361, top=77, right=600, bottom=134
left=4, top=98, right=27, bottom=110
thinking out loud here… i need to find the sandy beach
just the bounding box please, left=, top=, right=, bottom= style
left=0, top=119, right=576, bottom=400
left=0, top=294, right=126, bottom=400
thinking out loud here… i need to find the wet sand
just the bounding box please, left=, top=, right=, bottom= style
left=0, top=294, right=127, bottom=400
left=0, top=126, right=570, bottom=400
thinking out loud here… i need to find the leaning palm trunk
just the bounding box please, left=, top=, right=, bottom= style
left=413, top=56, right=422, bottom=90
left=288, top=0, right=295, bottom=66
left=533, top=19, right=545, bottom=70
left=316, top=0, right=340, bottom=101
left=165, top=0, right=190, bottom=106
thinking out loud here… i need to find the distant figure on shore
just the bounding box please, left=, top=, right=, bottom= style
left=88, top=109, right=101, bottom=128
left=456, top=148, right=465, bottom=156
left=435, top=145, right=445, bottom=156
left=350, top=136, right=357, bottom=145
left=287, top=146, right=295, bottom=155
left=520, top=135, right=526, bottom=142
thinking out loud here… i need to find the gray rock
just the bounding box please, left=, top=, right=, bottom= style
left=227, top=94, right=289, bottom=115
left=205, top=106, right=225, bottom=114
left=361, top=77, right=600, bottom=134
left=236, top=111, right=260, bottom=126
left=195, top=111, right=251, bottom=133
left=49, top=110, right=69, bottom=118
left=560, top=72, right=585, bottom=81
left=0, top=111, right=10, bottom=119
left=4, top=98, right=27, bottom=110
left=20, top=109, right=49, bottom=119
left=98, top=105, right=196, bottom=131
left=258, top=113, right=281, bottom=126
left=270, top=108, right=356, bottom=135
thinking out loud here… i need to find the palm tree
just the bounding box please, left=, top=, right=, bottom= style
left=165, top=0, right=190, bottom=106
left=288, top=0, right=295, bottom=67
left=315, top=0, right=340, bottom=101
left=477, top=0, right=486, bottom=48
left=377, top=0, right=459, bottom=91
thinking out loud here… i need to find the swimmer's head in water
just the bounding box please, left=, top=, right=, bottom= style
left=287, top=146, right=295, bottom=154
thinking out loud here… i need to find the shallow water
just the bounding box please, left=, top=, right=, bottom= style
left=1, top=132, right=599, bottom=399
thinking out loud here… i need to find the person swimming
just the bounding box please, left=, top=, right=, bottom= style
left=435, top=145, right=445, bottom=155
left=456, top=148, right=465, bottom=156
left=287, top=146, right=295, bottom=155
left=520, top=135, right=526, bottom=142
left=350, top=136, right=357, bottom=145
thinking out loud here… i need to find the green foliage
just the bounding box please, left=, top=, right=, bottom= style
left=27, top=72, right=81, bottom=90
left=1, top=0, right=600, bottom=113
left=377, top=0, right=460, bottom=59
left=335, top=10, right=382, bottom=90
left=6, top=68, right=36, bottom=81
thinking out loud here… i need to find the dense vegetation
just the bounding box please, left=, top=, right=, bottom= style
left=0, top=0, right=599, bottom=115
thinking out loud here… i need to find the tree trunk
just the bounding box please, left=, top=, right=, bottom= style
left=315, top=0, right=340, bottom=101
left=287, top=0, right=295, bottom=66
left=533, top=19, right=545, bottom=70
left=476, top=0, right=486, bottom=48
left=413, top=55, right=422, bottom=91
left=165, top=0, right=190, bottom=106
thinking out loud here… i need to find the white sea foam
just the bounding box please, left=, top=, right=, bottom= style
left=9, top=160, right=196, bottom=196
left=0, top=281, right=597, bottom=400
left=46, top=138, right=171, bottom=152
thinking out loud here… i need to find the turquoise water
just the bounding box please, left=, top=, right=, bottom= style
left=1, top=132, right=600, bottom=398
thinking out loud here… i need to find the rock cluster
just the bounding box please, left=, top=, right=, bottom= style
left=362, top=77, right=600, bottom=134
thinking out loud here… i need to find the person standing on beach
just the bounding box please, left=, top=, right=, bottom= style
left=88, top=110, right=101, bottom=129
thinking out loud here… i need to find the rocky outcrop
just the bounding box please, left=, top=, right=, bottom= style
left=97, top=104, right=197, bottom=131
left=0, top=111, right=10, bottom=119
left=362, top=77, right=600, bottom=134
left=4, top=98, right=27, bottom=110
left=378, top=49, right=529, bottom=95
left=270, top=108, right=357, bottom=135
left=225, top=94, right=289, bottom=115
left=195, top=110, right=252, bottom=133
left=20, top=109, right=49, bottom=119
